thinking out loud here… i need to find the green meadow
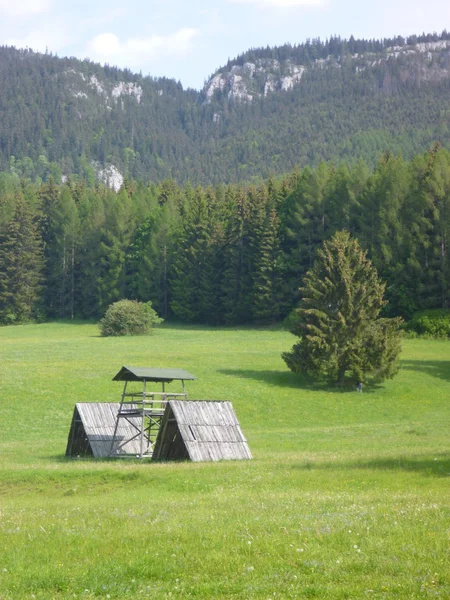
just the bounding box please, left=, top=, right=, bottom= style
left=0, top=323, right=449, bottom=599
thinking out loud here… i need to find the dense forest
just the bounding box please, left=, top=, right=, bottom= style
left=1, top=31, right=450, bottom=184
left=1, top=145, right=449, bottom=326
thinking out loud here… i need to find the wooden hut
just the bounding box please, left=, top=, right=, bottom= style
left=152, top=400, right=252, bottom=462
left=65, top=403, right=142, bottom=457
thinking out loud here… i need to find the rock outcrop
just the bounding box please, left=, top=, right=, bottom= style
left=203, top=40, right=450, bottom=104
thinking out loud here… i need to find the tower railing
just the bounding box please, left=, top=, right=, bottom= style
left=108, top=379, right=188, bottom=458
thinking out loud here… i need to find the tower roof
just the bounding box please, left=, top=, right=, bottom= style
left=112, top=366, right=196, bottom=383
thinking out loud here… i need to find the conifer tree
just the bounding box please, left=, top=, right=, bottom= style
left=251, top=206, right=281, bottom=323
left=282, top=231, right=402, bottom=384
left=406, top=145, right=450, bottom=310
left=198, top=188, right=226, bottom=324
left=38, top=184, right=79, bottom=318
left=74, top=189, right=106, bottom=318
left=37, top=177, right=60, bottom=317
left=0, top=194, right=43, bottom=323
left=397, top=144, right=445, bottom=315
left=278, top=165, right=329, bottom=316
left=170, top=186, right=210, bottom=322
left=221, top=188, right=253, bottom=324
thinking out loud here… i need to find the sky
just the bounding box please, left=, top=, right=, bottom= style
left=1, top=0, right=449, bottom=90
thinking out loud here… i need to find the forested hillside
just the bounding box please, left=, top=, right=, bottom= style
left=1, top=30, right=450, bottom=184
left=1, top=145, right=449, bottom=325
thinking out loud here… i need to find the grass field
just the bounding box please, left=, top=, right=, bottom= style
left=0, top=322, right=449, bottom=599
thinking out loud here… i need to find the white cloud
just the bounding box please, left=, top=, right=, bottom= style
left=0, top=0, right=51, bottom=17
left=82, top=8, right=127, bottom=28
left=87, top=28, right=199, bottom=67
left=6, top=19, right=72, bottom=54
left=228, top=0, right=325, bottom=7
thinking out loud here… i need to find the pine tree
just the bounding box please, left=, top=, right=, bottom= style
left=282, top=231, right=402, bottom=384
left=38, top=183, right=79, bottom=319
left=75, top=189, right=106, bottom=318
left=170, top=186, right=210, bottom=322
left=409, top=146, right=450, bottom=310
left=198, top=188, right=226, bottom=324
left=278, top=165, right=329, bottom=316
left=221, top=188, right=254, bottom=324
left=0, top=194, right=43, bottom=323
left=397, top=144, right=446, bottom=315
left=37, top=177, right=60, bottom=317
left=356, top=153, right=411, bottom=316
left=251, top=206, right=281, bottom=323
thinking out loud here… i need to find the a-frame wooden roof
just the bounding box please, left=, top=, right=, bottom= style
left=152, top=400, right=252, bottom=462
left=65, top=403, right=142, bottom=458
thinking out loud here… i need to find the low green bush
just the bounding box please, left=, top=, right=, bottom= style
left=99, top=299, right=163, bottom=337
left=406, top=309, right=450, bottom=338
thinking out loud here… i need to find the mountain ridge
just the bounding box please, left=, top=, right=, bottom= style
left=1, top=30, right=450, bottom=185
left=202, top=37, right=450, bottom=104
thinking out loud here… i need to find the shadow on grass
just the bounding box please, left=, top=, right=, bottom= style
left=44, top=454, right=148, bottom=464
left=158, top=322, right=283, bottom=332
left=401, top=359, right=450, bottom=383
left=219, top=368, right=383, bottom=394
left=41, top=319, right=97, bottom=326
left=45, top=454, right=93, bottom=463
left=292, top=453, right=450, bottom=477
left=89, top=322, right=220, bottom=338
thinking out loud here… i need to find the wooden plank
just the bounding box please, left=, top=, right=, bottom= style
left=150, top=400, right=252, bottom=463
left=74, top=403, right=143, bottom=457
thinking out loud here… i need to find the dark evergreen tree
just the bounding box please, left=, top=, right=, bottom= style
left=221, top=188, right=253, bottom=324
left=37, top=177, right=60, bottom=317
left=278, top=165, right=329, bottom=316
left=251, top=205, right=281, bottom=323
left=198, top=188, right=226, bottom=324
left=282, top=231, right=402, bottom=384
left=38, top=183, right=79, bottom=318
left=170, top=186, right=210, bottom=322
left=0, top=194, right=43, bottom=323
left=358, top=153, right=411, bottom=316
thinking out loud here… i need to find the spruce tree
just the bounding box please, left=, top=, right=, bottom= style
left=198, top=188, right=226, bottom=324
left=278, top=165, right=329, bottom=316
left=170, top=186, right=210, bottom=322
left=251, top=206, right=281, bottom=323
left=38, top=183, right=79, bottom=319
left=37, top=177, right=60, bottom=317
left=0, top=194, right=43, bottom=324
left=221, top=188, right=253, bottom=324
left=282, top=231, right=402, bottom=384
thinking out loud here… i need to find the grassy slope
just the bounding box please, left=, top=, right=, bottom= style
left=0, top=323, right=449, bottom=599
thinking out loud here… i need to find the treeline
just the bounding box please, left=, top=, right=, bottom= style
left=1, top=145, right=450, bottom=325
left=229, top=30, right=450, bottom=68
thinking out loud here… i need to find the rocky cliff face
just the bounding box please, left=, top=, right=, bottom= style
left=203, top=40, right=450, bottom=104
left=63, top=68, right=143, bottom=109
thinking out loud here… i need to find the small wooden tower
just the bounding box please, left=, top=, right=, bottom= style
left=108, top=366, right=196, bottom=458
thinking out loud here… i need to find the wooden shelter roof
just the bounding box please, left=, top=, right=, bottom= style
left=112, top=366, right=196, bottom=383
left=152, top=400, right=252, bottom=462
left=66, top=403, right=143, bottom=457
